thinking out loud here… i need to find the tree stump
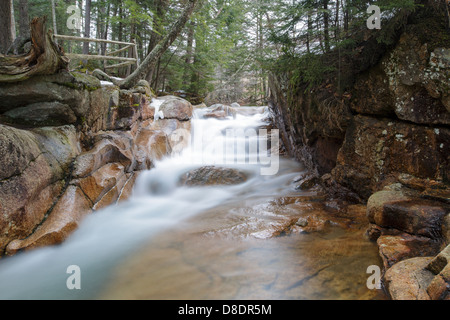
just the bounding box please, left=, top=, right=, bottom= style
left=0, top=17, right=69, bottom=83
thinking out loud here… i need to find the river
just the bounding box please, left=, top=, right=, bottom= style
left=0, top=105, right=385, bottom=300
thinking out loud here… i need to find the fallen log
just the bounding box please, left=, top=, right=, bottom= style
left=0, top=17, right=69, bottom=83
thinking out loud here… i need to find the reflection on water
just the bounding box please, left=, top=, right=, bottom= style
left=0, top=106, right=386, bottom=300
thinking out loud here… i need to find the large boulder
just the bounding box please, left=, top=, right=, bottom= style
left=0, top=72, right=94, bottom=114
left=384, top=257, right=435, bottom=300
left=72, top=131, right=136, bottom=179
left=158, top=96, right=193, bottom=121
left=3, top=101, right=77, bottom=126
left=366, top=182, right=449, bottom=270
left=367, top=188, right=448, bottom=240
left=384, top=245, right=450, bottom=300
left=0, top=125, right=80, bottom=254
left=5, top=185, right=93, bottom=255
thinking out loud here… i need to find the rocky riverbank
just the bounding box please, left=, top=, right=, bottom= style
left=268, top=6, right=450, bottom=299
left=0, top=71, right=194, bottom=256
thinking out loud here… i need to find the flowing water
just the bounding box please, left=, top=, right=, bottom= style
left=0, top=106, right=385, bottom=300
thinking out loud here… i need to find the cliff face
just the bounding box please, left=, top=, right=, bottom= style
left=269, top=6, right=450, bottom=299
left=0, top=72, right=193, bottom=256
left=270, top=13, right=449, bottom=197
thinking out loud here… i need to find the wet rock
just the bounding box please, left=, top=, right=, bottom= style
left=377, top=233, right=441, bottom=269
left=293, top=172, right=320, bottom=190
left=384, top=257, right=434, bottom=300
left=93, top=172, right=129, bottom=211
left=0, top=124, right=43, bottom=181
left=180, top=166, right=248, bottom=186
left=0, top=125, right=80, bottom=254
left=397, top=173, right=445, bottom=192
left=426, top=245, right=450, bottom=275
left=427, top=266, right=450, bottom=300
left=366, top=183, right=449, bottom=269
left=423, top=245, right=450, bottom=300
left=421, top=188, right=450, bottom=205
left=73, top=133, right=135, bottom=178
left=366, top=224, right=383, bottom=241
left=134, top=129, right=172, bottom=170
left=149, top=118, right=191, bottom=154
left=5, top=185, right=93, bottom=255
left=351, top=63, right=396, bottom=116
left=295, top=217, right=309, bottom=227
left=74, top=163, right=126, bottom=205
left=117, top=172, right=139, bottom=203
left=367, top=187, right=448, bottom=240
left=231, top=102, right=241, bottom=109
left=158, top=96, right=193, bottom=121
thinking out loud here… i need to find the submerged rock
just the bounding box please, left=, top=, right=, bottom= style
left=180, top=166, right=248, bottom=186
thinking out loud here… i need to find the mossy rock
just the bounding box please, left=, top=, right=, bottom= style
left=66, top=72, right=102, bottom=91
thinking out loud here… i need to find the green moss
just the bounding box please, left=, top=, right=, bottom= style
left=59, top=72, right=102, bottom=92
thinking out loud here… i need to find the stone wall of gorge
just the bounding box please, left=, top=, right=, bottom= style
left=268, top=5, right=450, bottom=299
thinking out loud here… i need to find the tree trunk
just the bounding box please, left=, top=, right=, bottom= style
left=323, top=0, right=330, bottom=53
left=0, top=0, right=13, bottom=54
left=83, top=0, right=92, bottom=55
left=118, top=0, right=200, bottom=89
left=7, top=0, right=30, bottom=55
left=335, top=0, right=340, bottom=40
left=306, top=10, right=311, bottom=54
left=0, top=17, right=69, bottom=82
left=183, top=21, right=195, bottom=87
left=10, top=0, right=16, bottom=42
left=145, top=0, right=168, bottom=84
left=18, top=0, right=30, bottom=39
left=51, top=0, right=57, bottom=36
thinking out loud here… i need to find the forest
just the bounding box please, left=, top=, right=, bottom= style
left=0, top=0, right=449, bottom=302
left=0, top=0, right=427, bottom=105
